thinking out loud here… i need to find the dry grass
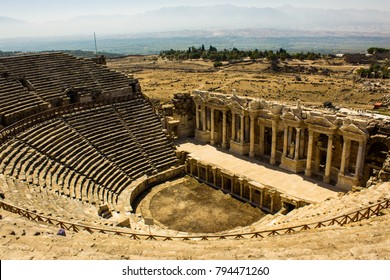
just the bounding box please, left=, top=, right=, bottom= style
left=149, top=177, right=264, bottom=233
left=107, top=56, right=390, bottom=110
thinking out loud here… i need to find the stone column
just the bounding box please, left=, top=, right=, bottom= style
left=205, top=166, right=209, bottom=182
left=259, top=123, right=265, bottom=156
left=305, top=130, right=314, bottom=177
left=294, top=127, right=301, bottom=160
left=259, top=190, right=264, bottom=208
left=249, top=115, right=256, bottom=158
left=245, top=115, right=250, bottom=143
left=189, top=161, right=193, bottom=176
left=201, top=105, right=206, bottom=131
left=240, top=114, right=245, bottom=144
left=231, top=112, right=236, bottom=142
left=339, top=139, right=351, bottom=175
left=222, top=110, right=227, bottom=148
left=249, top=187, right=253, bottom=202
left=212, top=168, right=217, bottom=185
left=221, top=176, right=224, bottom=190
left=282, top=127, right=289, bottom=157
left=230, top=178, right=234, bottom=193
left=206, top=108, right=211, bottom=131
left=195, top=104, right=200, bottom=130
left=355, top=140, right=365, bottom=179
left=270, top=192, right=275, bottom=213
left=270, top=120, right=278, bottom=165
left=210, top=108, right=215, bottom=145
left=323, top=134, right=334, bottom=184
left=185, top=160, right=190, bottom=173
left=239, top=179, right=243, bottom=198
left=299, top=128, right=305, bottom=159
left=288, top=127, right=293, bottom=147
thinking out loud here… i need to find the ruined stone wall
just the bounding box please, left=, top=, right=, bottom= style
left=174, top=90, right=390, bottom=190
left=162, top=93, right=195, bottom=138
left=129, top=166, right=186, bottom=212
left=185, top=156, right=309, bottom=214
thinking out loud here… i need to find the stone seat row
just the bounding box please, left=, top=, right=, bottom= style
left=0, top=126, right=133, bottom=202
left=115, top=100, right=178, bottom=165
left=0, top=140, right=119, bottom=206
left=1, top=176, right=121, bottom=227
left=0, top=53, right=129, bottom=104
left=220, top=181, right=389, bottom=237
left=69, top=100, right=177, bottom=169
left=63, top=107, right=156, bottom=179
left=256, top=182, right=390, bottom=229
left=1, top=88, right=178, bottom=209
left=0, top=77, right=48, bottom=122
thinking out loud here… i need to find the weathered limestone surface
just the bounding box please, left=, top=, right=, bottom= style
left=167, top=90, right=390, bottom=191
left=177, top=139, right=343, bottom=204
left=0, top=206, right=389, bottom=260
left=1, top=53, right=389, bottom=260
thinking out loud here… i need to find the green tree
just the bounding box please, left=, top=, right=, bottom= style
left=213, top=61, right=223, bottom=68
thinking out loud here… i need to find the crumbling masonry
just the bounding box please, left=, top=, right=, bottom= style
left=165, top=91, right=390, bottom=191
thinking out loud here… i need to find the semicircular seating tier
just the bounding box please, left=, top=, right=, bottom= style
left=0, top=96, right=178, bottom=208
left=0, top=53, right=132, bottom=126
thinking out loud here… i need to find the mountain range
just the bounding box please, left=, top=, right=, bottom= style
left=1, top=4, right=390, bottom=38
left=1, top=5, right=390, bottom=54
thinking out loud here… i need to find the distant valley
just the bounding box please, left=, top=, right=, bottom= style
left=1, top=4, right=390, bottom=54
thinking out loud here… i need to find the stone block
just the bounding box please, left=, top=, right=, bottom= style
left=280, top=157, right=307, bottom=173
left=195, top=130, right=211, bottom=143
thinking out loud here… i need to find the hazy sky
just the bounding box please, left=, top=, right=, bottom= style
left=2, top=0, right=390, bottom=22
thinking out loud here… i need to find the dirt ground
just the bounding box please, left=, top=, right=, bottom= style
left=107, top=56, right=390, bottom=110
left=148, top=177, right=264, bottom=233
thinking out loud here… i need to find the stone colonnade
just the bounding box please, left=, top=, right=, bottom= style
left=185, top=157, right=306, bottom=213
left=193, top=91, right=370, bottom=190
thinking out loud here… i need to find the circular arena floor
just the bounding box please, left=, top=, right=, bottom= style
left=144, top=176, right=265, bottom=233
